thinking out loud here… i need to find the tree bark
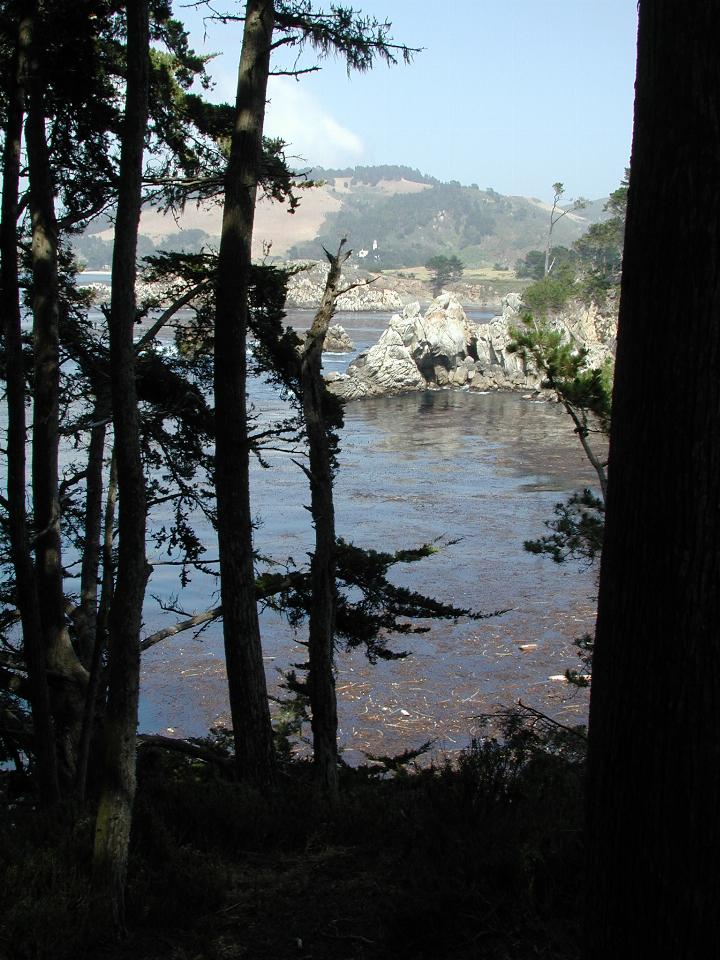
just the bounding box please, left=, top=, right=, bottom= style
left=25, top=1, right=88, bottom=786
left=92, top=1, right=149, bottom=932
left=214, top=0, right=276, bottom=788
left=97, top=449, right=118, bottom=651
left=74, top=407, right=109, bottom=669
left=75, top=430, right=114, bottom=800
left=300, top=245, right=349, bottom=797
left=586, top=3, right=720, bottom=954
left=0, top=9, right=59, bottom=805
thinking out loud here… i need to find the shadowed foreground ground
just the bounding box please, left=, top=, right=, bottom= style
left=1, top=720, right=586, bottom=960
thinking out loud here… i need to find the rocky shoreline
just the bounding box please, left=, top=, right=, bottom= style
left=79, top=262, right=504, bottom=313
left=286, top=262, right=405, bottom=311
left=326, top=292, right=615, bottom=402
left=79, top=271, right=615, bottom=399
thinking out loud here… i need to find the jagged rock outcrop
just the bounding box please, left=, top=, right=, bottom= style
left=327, top=291, right=616, bottom=401
left=487, top=291, right=616, bottom=374
left=81, top=264, right=405, bottom=313
left=80, top=278, right=180, bottom=306
left=79, top=280, right=112, bottom=302
left=322, top=324, right=355, bottom=352
left=285, top=263, right=403, bottom=311
left=328, top=293, right=486, bottom=400
left=326, top=321, right=425, bottom=399
left=549, top=298, right=617, bottom=369
left=472, top=293, right=534, bottom=390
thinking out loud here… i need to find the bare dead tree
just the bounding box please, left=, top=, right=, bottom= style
left=299, top=240, right=352, bottom=796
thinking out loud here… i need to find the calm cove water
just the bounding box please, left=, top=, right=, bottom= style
left=138, top=308, right=596, bottom=761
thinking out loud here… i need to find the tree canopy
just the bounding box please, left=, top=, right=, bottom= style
left=2, top=1, right=718, bottom=954
left=425, top=254, right=464, bottom=295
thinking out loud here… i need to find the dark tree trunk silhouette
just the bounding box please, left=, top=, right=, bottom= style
left=74, top=404, right=110, bottom=669
left=0, top=10, right=59, bottom=804
left=214, top=0, right=276, bottom=787
left=300, top=244, right=350, bottom=797
left=92, top=1, right=150, bottom=931
left=74, top=426, right=113, bottom=800
left=25, top=1, right=87, bottom=785
left=586, top=2, right=720, bottom=954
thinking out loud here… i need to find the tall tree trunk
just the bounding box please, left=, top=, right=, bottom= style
left=300, top=245, right=349, bottom=797
left=97, top=448, right=118, bottom=657
left=214, top=0, right=276, bottom=787
left=75, top=407, right=109, bottom=668
left=92, top=2, right=149, bottom=931
left=586, top=3, right=720, bottom=954
left=74, top=417, right=111, bottom=799
left=78, top=448, right=118, bottom=798
left=25, top=1, right=87, bottom=786
left=0, top=10, right=59, bottom=805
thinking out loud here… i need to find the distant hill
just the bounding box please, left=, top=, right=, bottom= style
left=73, top=165, right=609, bottom=271
left=288, top=168, right=609, bottom=269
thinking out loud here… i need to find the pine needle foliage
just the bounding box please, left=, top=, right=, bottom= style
left=524, top=489, right=605, bottom=566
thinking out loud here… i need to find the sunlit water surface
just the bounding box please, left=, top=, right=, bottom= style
left=4, top=294, right=595, bottom=759
left=137, top=308, right=596, bottom=760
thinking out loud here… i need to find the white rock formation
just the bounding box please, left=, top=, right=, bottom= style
left=327, top=292, right=616, bottom=401
left=410, top=292, right=479, bottom=378
left=331, top=320, right=426, bottom=400
left=286, top=265, right=403, bottom=311
left=322, top=324, right=355, bottom=352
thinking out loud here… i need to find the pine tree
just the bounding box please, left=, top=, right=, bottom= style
left=211, top=0, right=417, bottom=787
left=425, top=254, right=464, bottom=296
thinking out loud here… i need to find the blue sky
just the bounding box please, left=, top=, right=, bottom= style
left=180, top=1, right=638, bottom=201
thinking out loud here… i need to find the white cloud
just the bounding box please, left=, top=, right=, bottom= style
left=264, top=77, right=364, bottom=167
left=197, top=58, right=364, bottom=169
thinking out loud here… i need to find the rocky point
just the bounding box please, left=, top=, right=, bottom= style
left=326, top=291, right=615, bottom=401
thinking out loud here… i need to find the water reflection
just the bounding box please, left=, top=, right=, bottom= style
left=142, top=375, right=598, bottom=753
left=90, top=304, right=597, bottom=754
left=340, top=388, right=599, bottom=495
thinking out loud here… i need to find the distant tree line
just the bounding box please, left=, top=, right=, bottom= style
left=306, top=163, right=439, bottom=186
left=73, top=228, right=214, bottom=269
left=515, top=172, right=629, bottom=312
left=289, top=180, right=500, bottom=266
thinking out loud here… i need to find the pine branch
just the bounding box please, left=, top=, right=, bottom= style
left=137, top=733, right=233, bottom=767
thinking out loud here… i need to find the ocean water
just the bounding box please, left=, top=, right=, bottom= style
left=139, top=309, right=597, bottom=760
left=4, top=296, right=596, bottom=759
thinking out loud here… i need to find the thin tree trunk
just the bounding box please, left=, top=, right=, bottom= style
left=300, top=245, right=349, bottom=797
left=546, top=370, right=608, bottom=503
left=543, top=238, right=552, bottom=278
left=75, top=408, right=109, bottom=668
left=214, top=0, right=276, bottom=788
left=0, top=9, right=59, bottom=805
left=97, top=449, right=118, bottom=648
left=75, top=436, right=114, bottom=800
left=92, top=2, right=149, bottom=931
left=562, top=407, right=607, bottom=504
left=25, top=1, right=88, bottom=786
left=586, top=2, right=720, bottom=954
left=544, top=197, right=558, bottom=278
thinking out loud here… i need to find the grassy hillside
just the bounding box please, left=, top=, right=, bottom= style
left=72, top=165, right=608, bottom=272
left=288, top=167, right=606, bottom=269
